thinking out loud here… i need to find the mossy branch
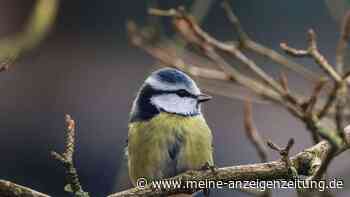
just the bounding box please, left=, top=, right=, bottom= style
left=107, top=129, right=350, bottom=197
left=0, top=180, right=51, bottom=197
left=51, top=115, right=90, bottom=197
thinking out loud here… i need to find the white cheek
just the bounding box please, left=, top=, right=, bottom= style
left=150, top=94, right=199, bottom=115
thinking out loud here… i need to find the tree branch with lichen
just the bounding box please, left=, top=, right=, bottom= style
left=108, top=129, right=350, bottom=197
left=243, top=99, right=271, bottom=197
left=51, top=115, right=90, bottom=197
left=0, top=180, right=51, bottom=197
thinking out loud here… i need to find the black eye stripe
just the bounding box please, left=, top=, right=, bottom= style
left=152, top=88, right=196, bottom=98
left=176, top=89, right=191, bottom=97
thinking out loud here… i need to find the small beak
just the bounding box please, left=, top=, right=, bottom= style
left=197, top=94, right=212, bottom=103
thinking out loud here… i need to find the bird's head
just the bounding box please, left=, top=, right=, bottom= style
left=130, top=68, right=211, bottom=122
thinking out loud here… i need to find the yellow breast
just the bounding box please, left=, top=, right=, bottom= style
left=127, top=112, right=213, bottom=185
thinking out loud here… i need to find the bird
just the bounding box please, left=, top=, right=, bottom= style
left=127, top=67, right=214, bottom=190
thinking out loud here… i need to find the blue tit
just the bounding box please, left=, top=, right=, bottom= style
left=127, top=67, right=214, bottom=185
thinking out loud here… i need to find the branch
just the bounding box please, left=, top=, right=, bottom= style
left=281, top=29, right=342, bottom=83
left=132, top=6, right=350, bottom=147
left=160, top=7, right=285, bottom=95
left=148, top=7, right=308, bottom=120
left=221, top=1, right=321, bottom=83
left=305, top=79, right=327, bottom=116
left=336, top=10, right=350, bottom=74
left=243, top=99, right=271, bottom=197
left=267, top=139, right=297, bottom=178
left=318, top=84, right=339, bottom=119
left=130, top=8, right=350, bottom=119
left=127, top=20, right=283, bottom=103
left=51, top=115, right=90, bottom=197
left=108, top=129, right=350, bottom=197
left=281, top=27, right=349, bottom=147
left=0, top=180, right=50, bottom=197
left=244, top=99, right=268, bottom=163
left=334, top=10, right=350, bottom=137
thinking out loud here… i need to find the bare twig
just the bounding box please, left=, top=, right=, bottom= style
left=244, top=99, right=271, bottom=197
left=127, top=20, right=284, bottom=104
left=305, top=79, right=327, bottom=115
left=51, top=115, right=89, bottom=197
left=335, top=84, right=348, bottom=136
left=0, top=180, right=51, bottom=197
left=279, top=72, right=289, bottom=91
left=267, top=139, right=297, bottom=178
left=244, top=99, right=268, bottom=162
left=148, top=7, right=309, bottom=120
left=220, top=1, right=249, bottom=44
left=318, top=84, right=339, bottom=119
left=150, top=7, right=286, bottom=95
left=307, top=30, right=342, bottom=82
left=281, top=26, right=349, bottom=152
left=281, top=29, right=342, bottom=83
left=221, top=0, right=321, bottom=82
left=279, top=43, right=309, bottom=57
left=336, top=11, right=350, bottom=74
left=169, top=8, right=285, bottom=95
left=334, top=10, right=350, bottom=139
left=127, top=21, right=230, bottom=81
left=135, top=6, right=348, bottom=149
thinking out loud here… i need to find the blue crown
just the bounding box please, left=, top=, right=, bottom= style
left=149, top=68, right=200, bottom=94
left=155, top=68, right=192, bottom=86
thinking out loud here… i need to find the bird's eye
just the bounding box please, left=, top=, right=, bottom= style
left=176, top=89, right=190, bottom=97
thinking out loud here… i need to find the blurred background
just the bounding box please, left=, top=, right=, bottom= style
left=0, top=0, right=350, bottom=196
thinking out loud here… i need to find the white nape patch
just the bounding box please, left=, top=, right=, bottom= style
left=150, top=93, right=200, bottom=116
left=146, top=76, right=201, bottom=95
